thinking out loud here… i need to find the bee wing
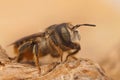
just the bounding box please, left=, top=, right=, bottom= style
left=9, top=32, right=44, bottom=46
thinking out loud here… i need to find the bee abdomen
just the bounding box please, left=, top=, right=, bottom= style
left=13, top=40, right=32, bottom=54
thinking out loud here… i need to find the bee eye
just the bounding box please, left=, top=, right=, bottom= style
left=61, top=26, right=71, bottom=42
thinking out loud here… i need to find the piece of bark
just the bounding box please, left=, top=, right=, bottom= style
left=0, top=46, right=111, bottom=80
left=0, top=46, right=10, bottom=65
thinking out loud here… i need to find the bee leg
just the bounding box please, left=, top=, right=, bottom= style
left=65, top=43, right=81, bottom=62
left=16, top=52, right=24, bottom=62
left=56, top=47, right=63, bottom=62
left=49, top=38, right=63, bottom=62
left=53, top=45, right=63, bottom=62
left=16, top=42, right=32, bottom=62
left=71, top=56, right=78, bottom=60
left=32, top=43, right=41, bottom=74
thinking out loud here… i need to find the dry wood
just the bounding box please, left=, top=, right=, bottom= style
left=0, top=46, right=111, bottom=80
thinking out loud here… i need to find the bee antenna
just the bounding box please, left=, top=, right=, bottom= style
left=72, top=24, right=96, bottom=30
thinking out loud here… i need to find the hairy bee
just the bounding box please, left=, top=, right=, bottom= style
left=10, top=23, right=96, bottom=74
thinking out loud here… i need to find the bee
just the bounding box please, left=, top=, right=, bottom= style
left=10, top=23, right=96, bottom=74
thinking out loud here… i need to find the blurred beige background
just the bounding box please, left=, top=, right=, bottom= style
left=0, top=0, right=120, bottom=79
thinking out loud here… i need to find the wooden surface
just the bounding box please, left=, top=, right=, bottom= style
left=0, top=46, right=111, bottom=80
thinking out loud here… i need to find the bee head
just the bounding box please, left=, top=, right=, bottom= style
left=67, top=23, right=96, bottom=42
